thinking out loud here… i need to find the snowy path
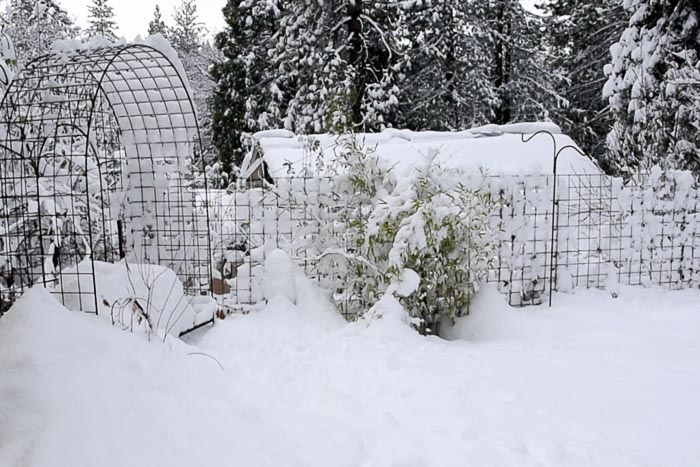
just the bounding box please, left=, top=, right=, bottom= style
left=1, top=284, right=700, bottom=467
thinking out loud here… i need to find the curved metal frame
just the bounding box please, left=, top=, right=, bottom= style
left=0, top=44, right=211, bottom=313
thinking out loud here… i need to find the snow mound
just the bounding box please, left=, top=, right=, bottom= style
left=348, top=292, right=423, bottom=340
left=0, top=287, right=256, bottom=467
left=441, top=284, right=567, bottom=341
left=2, top=285, right=700, bottom=466
left=263, top=249, right=297, bottom=304
left=60, top=261, right=199, bottom=337
left=256, top=123, right=599, bottom=178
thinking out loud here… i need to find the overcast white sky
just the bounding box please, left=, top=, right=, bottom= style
left=58, top=0, right=227, bottom=41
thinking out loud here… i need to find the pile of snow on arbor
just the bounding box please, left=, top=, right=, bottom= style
left=0, top=37, right=211, bottom=314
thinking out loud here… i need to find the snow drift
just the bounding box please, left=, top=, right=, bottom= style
left=255, top=123, right=600, bottom=178
left=60, top=261, right=203, bottom=337
left=2, top=280, right=700, bottom=467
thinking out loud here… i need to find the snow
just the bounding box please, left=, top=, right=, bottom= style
left=51, top=36, right=123, bottom=53
left=257, top=124, right=601, bottom=178
left=2, top=272, right=700, bottom=466
left=387, top=268, right=421, bottom=297
left=137, top=34, right=192, bottom=94
left=59, top=261, right=204, bottom=337
left=263, top=248, right=297, bottom=303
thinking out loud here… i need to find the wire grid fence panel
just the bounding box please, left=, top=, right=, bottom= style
left=0, top=44, right=211, bottom=315
left=206, top=174, right=559, bottom=314
left=556, top=170, right=700, bottom=291
left=482, top=174, right=557, bottom=306
left=204, top=178, right=360, bottom=314
left=207, top=170, right=700, bottom=316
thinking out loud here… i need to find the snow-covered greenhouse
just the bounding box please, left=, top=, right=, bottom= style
left=0, top=42, right=211, bottom=313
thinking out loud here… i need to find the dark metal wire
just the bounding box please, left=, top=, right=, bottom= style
left=521, top=130, right=587, bottom=306
left=207, top=169, right=700, bottom=316
left=0, top=44, right=212, bottom=315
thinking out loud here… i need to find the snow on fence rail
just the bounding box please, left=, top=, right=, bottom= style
left=205, top=168, right=700, bottom=315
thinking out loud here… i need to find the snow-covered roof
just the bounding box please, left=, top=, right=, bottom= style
left=255, top=122, right=601, bottom=178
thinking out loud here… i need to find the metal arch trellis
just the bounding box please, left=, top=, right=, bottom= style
left=0, top=44, right=212, bottom=314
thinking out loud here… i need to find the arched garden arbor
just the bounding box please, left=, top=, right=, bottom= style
left=0, top=43, right=211, bottom=313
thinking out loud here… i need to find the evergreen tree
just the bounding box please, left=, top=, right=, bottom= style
left=86, top=0, right=118, bottom=42
left=395, top=1, right=496, bottom=130
left=335, top=1, right=401, bottom=131
left=210, top=0, right=279, bottom=173
left=148, top=4, right=168, bottom=37
left=483, top=0, right=563, bottom=124
left=267, top=1, right=401, bottom=134
left=266, top=1, right=335, bottom=133
left=210, top=0, right=254, bottom=174
left=543, top=0, right=625, bottom=169
left=2, top=0, right=77, bottom=60
left=171, top=0, right=204, bottom=54
left=239, top=1, right=281, bottom=133
left=169, top=0, right=211, bottom=171
left=180, top=41, right=221, bottom=167
left=604, top=0, right=700, bottom=175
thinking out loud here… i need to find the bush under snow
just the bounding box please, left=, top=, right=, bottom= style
left=60, top=261, right=204, bottom=337
left=281, top=134, right=502, bottom=329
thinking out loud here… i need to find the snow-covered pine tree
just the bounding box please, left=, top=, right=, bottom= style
left=604, top=0, right=700, bottom=175
left=268, top=0, right=401, bottom=134
left=170, top=0, right=204, bottom=54
left=239, top=1, right=281, bottom=133
left=395, top=0, right=496, bottom=130
left=543, top=0, right=625, bottom=170
left=266, top=0, right=334, bottom=133
left=2, top=0, right=77, bottom=61
left=210, top=0, right=280, bottom=173
left=210, top=0, right=249, bottom=175
left=86, top=0, right=118, bottom=42
left=180, top=41, right=221, bottom=167
left=334, top=1, right=401, bottom=132
left=168, top=0, right=215, bottom=171
left=148, top=4, right=168, bottom=37
left=482, top=0, right=564, bottom=124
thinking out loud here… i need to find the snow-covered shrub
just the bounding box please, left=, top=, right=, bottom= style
left=60, top=260, right=200, bottom=338
left=383, top=167, right=500, bottom=325
left=285, top=135, right=502, bottom=327
left=355, top=153, right=500, bottom=325
left=0, top=125, right=118, bottom=297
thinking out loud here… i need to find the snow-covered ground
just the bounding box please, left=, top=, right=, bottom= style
left=2, top=275, right=700, bottom=466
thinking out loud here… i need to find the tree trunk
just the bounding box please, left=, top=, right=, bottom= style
left=347, top=0, right=365, bottom=127
left=493, top=0, right=511, bottom=124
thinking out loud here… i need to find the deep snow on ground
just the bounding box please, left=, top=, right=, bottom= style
left=2, top=278, right=700, bottom=467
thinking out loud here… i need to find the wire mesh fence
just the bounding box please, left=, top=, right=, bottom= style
left=205, top=169, right=700, bottom=316
left=2, top=159, right=698, bottom=320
